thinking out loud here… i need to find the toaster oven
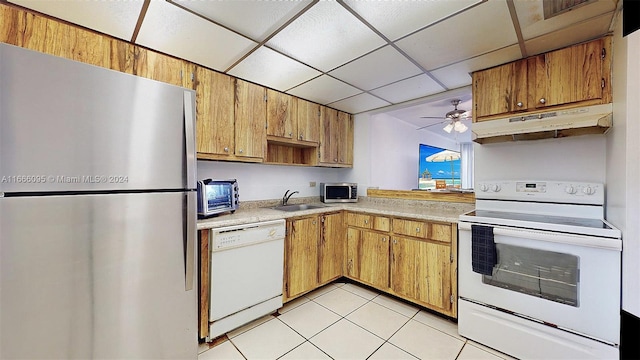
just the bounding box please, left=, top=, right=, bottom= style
left=197, top=179, right=239, bottom=218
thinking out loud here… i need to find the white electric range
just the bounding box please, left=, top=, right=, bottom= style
left=458, top=180, right=621, bottom=360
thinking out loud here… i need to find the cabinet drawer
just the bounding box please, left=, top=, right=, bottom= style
left=393, top=218, right=427, bottom=238
left=392, top=219, right=452, bottom=243
left=346, top=213, right=389, bottom=231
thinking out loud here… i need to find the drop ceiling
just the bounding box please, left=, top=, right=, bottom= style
left=7, top=0, right=619, bottom=142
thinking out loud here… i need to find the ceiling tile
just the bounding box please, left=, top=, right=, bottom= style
left=8, top=0, right=143, bottom=41
left=227, top=47, right=321, bottom=92
left=524, top=12, right=615, bottom=56
left=136, top=1, right=257, bottom=72
left=328, top=93, right=391, bottom=114
left=514, top=0, right=616, bottom=41
left=395, top=0, right=518, bottom=70
left=430, top=45, right=523, bottom=89
left=344, top=0, right=481, bottom=41
left=287, top=75, right=361, bottom=105
left=266, top=1, right=386, bottom=72
left=370, top=74, right=446, bottom=104
left=328, top=45, right=422, bottom=91
left=174, top=0, right=312, bottom=42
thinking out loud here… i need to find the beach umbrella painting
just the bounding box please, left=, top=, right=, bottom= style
left=425, top=149, right=461, bottom=186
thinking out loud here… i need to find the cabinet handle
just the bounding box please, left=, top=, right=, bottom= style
left=382, top=237, right=386, bottom=242
left=364, top=219, right=368, bottom=224
left=299, top=134, right=303, bottom=140
left=516, top=102, right=523, bottom=107
left=334, top=158, right=338, bottom=162
left=289, top=132, right=293, bottom=136
left=312, top=220, right=316, bottom=225
left=239, top=149, right=243, bottom=154
left=416, top=227, right=421, bottom=233
left=393, top=239, right=397, bottom=244
left=539, top=98, right=546, bottom=104
left=224, top=147, right=229, bottom=152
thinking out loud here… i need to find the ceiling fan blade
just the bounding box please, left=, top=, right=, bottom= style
left=419, top=116, right=444, bottom=119
left=416, top=120, right=448, bottom=130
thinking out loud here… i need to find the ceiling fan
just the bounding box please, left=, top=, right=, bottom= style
left=417, top=99, right=469, bottom=133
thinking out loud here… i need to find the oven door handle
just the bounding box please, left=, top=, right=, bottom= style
left=459, top=222, right=621, bottom=251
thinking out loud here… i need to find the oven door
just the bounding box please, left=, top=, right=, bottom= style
left=458, top=222, right=621, bottom=345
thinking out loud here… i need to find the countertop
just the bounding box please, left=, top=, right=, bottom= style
left=197, top=197, right=474, bottom=230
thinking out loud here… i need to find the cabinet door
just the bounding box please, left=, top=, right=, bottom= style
left=347, top=229, right=389, bottom=289
left=543, top=38, right=604, bottom=107
left=1, top=6, right=115, bottom=69
left=235, top=79, right=266, bottom=159
left=337, top=111, right=353, bottom=165
left=319, top=213, right=344, bottom=284
left=319, top=107, right=338, bottom=164
left=473, top=60, right=527, bottom=119
left=266, top=89, right=295, bottom=140
left=391, top=236, right=452, bottom=313
left=134, top=47, right=194, bottom=88
left=286, top=216, right=319, bottom=298
left=296, top=98, right=320, bottom=143
left=195, top=66, right=235, bottom=156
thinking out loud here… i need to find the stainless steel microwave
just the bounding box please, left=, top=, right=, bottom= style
left=197, top=179, right=239, bottom=218
left=320, top=183, right=358, bottom=203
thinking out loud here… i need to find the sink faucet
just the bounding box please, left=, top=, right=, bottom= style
left=282, top=190, right=299, bottom=206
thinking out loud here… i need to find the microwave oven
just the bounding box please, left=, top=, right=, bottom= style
left=197, top=179, right=239, bottom=218
left=320, top=183, right=358, bottom=203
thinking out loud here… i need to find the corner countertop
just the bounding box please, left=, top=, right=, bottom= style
left=197, top=197, right=474, bottom=230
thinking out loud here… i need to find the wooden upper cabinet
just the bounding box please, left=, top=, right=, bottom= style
left=538, top=38, right=606, bottom=108
left=266, top=93, right=320, bottom=145
left=235, top=79, right=266, bottom=160
left=1, top=4, right=132, bottom=72
left=338, top=111, right=354, bottom=166
left=134, top=47, right=195, bottom=89
left=319, top=108, right=353, bottom=167
left=473, top=37, right=611, bottom=122
left=195, top=66, right=235, bottom=157
left=296, top=98, right=320, bottom=144
left=473, top=59, right=528, bottom=118
left=266, top=89, right=296, bottom=140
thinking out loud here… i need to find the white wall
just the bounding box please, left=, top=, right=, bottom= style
left=197, top=160, right=344, bottom=201
left=608, top=10, right=640, bottom=317
left=346, top=112, right=460, bottom=191
left=473, top=135, right=607, bottom=184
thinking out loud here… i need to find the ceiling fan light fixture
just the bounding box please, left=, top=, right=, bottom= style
left=443, top=122, right=454, bottom=133
left=454, top=121, right=468, bottom=133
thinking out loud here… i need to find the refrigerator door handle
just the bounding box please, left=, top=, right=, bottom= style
left=185, top=191, right=196, bottom=291
left=184, top=90, right=196, bottom=188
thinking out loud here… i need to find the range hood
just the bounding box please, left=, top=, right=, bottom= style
left=472, top=103, right=613, bottom=144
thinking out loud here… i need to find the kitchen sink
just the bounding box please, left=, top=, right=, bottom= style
left=271, top=204, right=329, bottom=212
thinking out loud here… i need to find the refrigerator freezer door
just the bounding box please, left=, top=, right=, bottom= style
left=0, top=192, right=198, bottom=359
left=0, top=43, right=196, bottom=193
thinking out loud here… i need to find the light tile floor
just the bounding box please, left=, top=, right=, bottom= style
left=199, top=281, right=515, bottom=360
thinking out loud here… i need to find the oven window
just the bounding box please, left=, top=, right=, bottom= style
left=482, top=244, right=579, bottom=307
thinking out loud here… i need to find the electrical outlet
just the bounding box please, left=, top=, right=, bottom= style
left=309, top=181, right=316, bottom=187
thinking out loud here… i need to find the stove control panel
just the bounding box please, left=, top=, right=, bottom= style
left=476, top=180, right=604, bottom=205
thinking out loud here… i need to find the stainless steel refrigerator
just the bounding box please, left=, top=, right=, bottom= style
left=0, top=43, right=198, bottom=359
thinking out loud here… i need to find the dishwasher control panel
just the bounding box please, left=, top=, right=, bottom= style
left=210, top=219, right=286, bottom=251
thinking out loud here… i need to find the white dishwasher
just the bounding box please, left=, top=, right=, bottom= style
left=207, top=219, right=285, bottom=340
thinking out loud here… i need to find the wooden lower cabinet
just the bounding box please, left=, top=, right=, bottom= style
left=346, top=228, right=389, bottom=289
left=284, top=212, right=345, bottom=301
left=285, top=216, right=319, bottom=299
left=319, top=212, right=344, bottom=284
left=390, top=235, right=454, bottom=315
left=344, top=212, right=458, bottom=318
